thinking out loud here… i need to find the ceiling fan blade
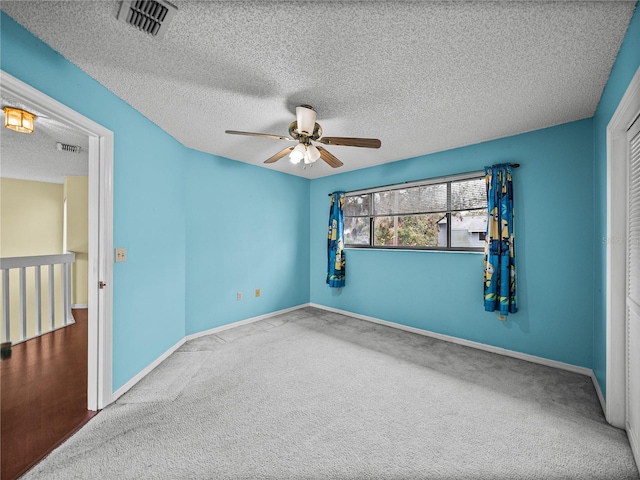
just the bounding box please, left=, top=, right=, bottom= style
left=225, top=130, right=295, bottom=142
left=317, top=137, right=381, bottom=149
left=317, top=146, right=343, bottom=168
left=264, top=146, right=295, bottom=164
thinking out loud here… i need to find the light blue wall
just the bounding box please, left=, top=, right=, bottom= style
left=184, top=149, right=310, bottom=335
left=592, top=3, right=640, bottom=398
left=310, top=119, right=595, bottom=368
left=110, top=124, right=187, bottom=389
left=4, top=2, right=639, bottom=396
left=0, top=12, right=188, bottom=390
left=0, top=11, right=310, bottom=391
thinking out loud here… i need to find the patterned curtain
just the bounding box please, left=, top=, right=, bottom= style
left=484, top=164, right=517, bottom=316
left=327, top=192, right=346, bottom=288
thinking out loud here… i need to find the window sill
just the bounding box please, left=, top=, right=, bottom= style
left=344, top=246, right=484, bottom=254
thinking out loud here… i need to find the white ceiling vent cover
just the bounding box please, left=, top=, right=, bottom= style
left=56, top=142, right=82, bottom=154
left=117, top=0, right=177, bottom=39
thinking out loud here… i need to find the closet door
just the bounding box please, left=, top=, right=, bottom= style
left=627, top=114, right=640, bottom=466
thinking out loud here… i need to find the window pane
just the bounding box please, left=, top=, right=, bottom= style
left=342, top=174, right=485, bottom=250
left=451, top=178, right=487, bottom=211
left=344, top=216, right=370, bottom=245
left=373, top=191, right=395, bottom=215
left=345, top=194, right=370, bottom=216
left=374, top=213, right=446, bottom=247
left=374, top=184, right=447, bottom=215
left=449, top=209, right=488, bottom=248
left=419, top=184, right=448, bottom=213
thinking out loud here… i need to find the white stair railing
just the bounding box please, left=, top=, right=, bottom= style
left=0, top=253, right=76, bottom=345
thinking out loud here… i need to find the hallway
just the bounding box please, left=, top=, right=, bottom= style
left=1, top=308, right=97, bottom=480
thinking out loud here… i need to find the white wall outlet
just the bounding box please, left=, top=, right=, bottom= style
left=237, top=292, right=242, bottom=301
left=115, top=248, right=126, bottom=263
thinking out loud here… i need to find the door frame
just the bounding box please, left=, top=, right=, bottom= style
left=606, top=65, right=640, bottom=429
left=1, top=70, right=114, bottom=410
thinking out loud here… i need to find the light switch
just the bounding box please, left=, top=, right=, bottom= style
left=115, top=248, right=127, bottom=263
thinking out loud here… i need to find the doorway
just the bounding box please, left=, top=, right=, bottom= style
left=1, top=70, right=113, bottom=410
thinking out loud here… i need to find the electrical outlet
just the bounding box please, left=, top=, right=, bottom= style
left=255, top=289, right=260, bottom=297
left=115, top=248, right=126, bottom=263
left=237, top=292, right=242, bottom=301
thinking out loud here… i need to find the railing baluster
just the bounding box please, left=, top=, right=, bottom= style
left=19, top=267, right=27, bottom=341
left=66, top=262, right=73, bottom=323
left=48, top=264, right=55, bottom=330
left=35, top=265, right=42, bottom=335
left=1, top=253, right=76, bottom=344
left=62, top=262, right=69, bottom=325
left=2, top=269, right=9, bottom=343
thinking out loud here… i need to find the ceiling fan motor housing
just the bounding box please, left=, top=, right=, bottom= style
left=288, top=121, right=322, bottom=142
left=295, top=105, right=317, bottom=136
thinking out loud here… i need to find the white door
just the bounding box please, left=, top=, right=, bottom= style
left=627, top=114, right=640, bottom=466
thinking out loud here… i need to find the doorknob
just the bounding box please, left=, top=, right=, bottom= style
left=99, top=281, right=106, bottom=289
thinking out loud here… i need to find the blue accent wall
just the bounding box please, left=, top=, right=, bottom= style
left=310, top=119, right=595, bottom=368
left=3, top=2, right=639, bottom=398
left=184, top=149, right=310, bottom=335
left=592, top=3, right=640, bottom=398
left=1, top=11, right=310, bottom=391
left=0, top=12, right=188, bottom=390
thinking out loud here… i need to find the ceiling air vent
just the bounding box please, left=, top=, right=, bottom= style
left=117, top=0, right=177, bottom=39
left=56, top=142, right=82, bottom=154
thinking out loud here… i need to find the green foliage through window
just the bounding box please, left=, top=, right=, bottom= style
left=344, top=173, right=488, bottom=251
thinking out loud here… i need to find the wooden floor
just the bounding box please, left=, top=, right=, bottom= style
left=1, top=309, right=98, bottom=480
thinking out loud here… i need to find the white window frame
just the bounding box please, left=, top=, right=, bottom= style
left=344, top=171, right=487, bottom=252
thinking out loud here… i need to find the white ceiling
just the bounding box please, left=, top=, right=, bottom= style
left=0, top=1, right=636, bottom=179
left=1, top=95, right=89, bottom=184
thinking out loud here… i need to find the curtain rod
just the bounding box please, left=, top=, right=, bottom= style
left=328, top=164, right=520, bottom=196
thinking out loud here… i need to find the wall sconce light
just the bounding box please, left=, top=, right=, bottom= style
left=3, top=106, right=36, bottom=134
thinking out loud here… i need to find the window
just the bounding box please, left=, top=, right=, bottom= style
left=344, top=173, right=487, bottom=251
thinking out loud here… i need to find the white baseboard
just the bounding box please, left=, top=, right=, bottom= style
left=71, top=304, right=88, bottom=309
left=590, top=371, right=607, bottom=415
left=110, top=303, right=604, bottom=412
left=110, top=304, right=311, bottom=404
left=111, top=336, right=186, bottom=403
left=310, top=303, right=596, bottom=378
left=184, top=303, right=310, bottom=342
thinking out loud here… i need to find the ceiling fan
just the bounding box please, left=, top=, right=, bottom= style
left=225, top=105, right=381, bottom=168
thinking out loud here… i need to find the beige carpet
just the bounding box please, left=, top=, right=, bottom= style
left=23, top=307, right=640, bottom=479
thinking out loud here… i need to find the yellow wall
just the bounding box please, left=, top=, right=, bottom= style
left=64, top=176, right=88, bottom=306
left=1, top=178, right=64, bottom=341
left=1, top=178, right=63, bottom=256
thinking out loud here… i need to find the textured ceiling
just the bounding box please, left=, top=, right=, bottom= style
left=0, top=1, right=636, bottom=179
left=1, top=95, right=88, bottom=184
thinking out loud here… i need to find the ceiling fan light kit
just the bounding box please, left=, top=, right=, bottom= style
left=225, top=105, right=381, bottom=169
left=289, top=143, right=306, bottom=164
left=303, top=144, right=321, bottom=164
